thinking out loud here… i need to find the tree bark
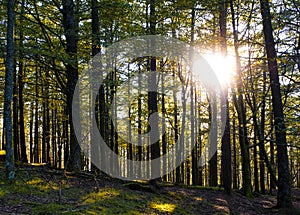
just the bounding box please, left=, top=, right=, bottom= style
left=13, top=56, right=19, bottom=162
left=260, top=0, right=292, bottom=208
left=4, top=0, right=15, bottom=180
left=148, top=0, right=160, bottom=184
left=220, top=0, right=232, bottom=194
left=63, top=0, right=81, bottom=171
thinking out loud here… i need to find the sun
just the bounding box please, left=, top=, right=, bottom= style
left=192, top=53, right=236, bottom=88
left=203, top=53, right=236, bottom=86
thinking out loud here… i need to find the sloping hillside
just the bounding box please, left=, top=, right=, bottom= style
left=0, top=165, right=299, bottom=214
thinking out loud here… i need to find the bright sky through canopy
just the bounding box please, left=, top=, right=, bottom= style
left=192, top=53, right=236, bottom=87
left=203, top=53, right=236, bottom=86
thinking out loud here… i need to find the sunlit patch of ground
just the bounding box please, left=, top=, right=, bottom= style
left=150, top=202, right=176, bottom=213
left=0, top=164, right=299, bottom=214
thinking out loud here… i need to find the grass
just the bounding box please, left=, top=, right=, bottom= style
left=0, top=165, right=299, bottom=214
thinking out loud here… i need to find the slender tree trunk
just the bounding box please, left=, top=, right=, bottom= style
left=259, top=66, right=267, bottom=194
left=174, top=69, right=180, bottom=184
left=45, top=83, right=50, bottom=164
left=197, top=92, right=203, bottom=186
left=230, top=0, right=251, bottom=197
left=232, top=114, right=238, bottom=190
left=253, top=141, right=259, bottom=192
left=4, top=0, right=15, bottom=180
left=161, top=66, right=167, bottom=181
left=220, top=0, right=231, bottom=194
left=91, top=0, right=103, bottom=172
left=209, top=94, right=218, bottom=186
left=29, top=105, right=34, bottom=163
left=270, top=114, right=276, bottom=192
left=127, top=69, right=133, bottom=177
left=52, top=108, right=57, bottom=167
left=260, top=0, right=292, bottom=208
left=13, top=58, right=19, bottom=162
left=209, top=13, right=218, bottom=186
left=63, top=98, right=69, bottom=167
left=42, top=83, right=46, bottom=163
left=148, top=0, right=160, bottom=184
left=34, top=66, right=39, bottom=163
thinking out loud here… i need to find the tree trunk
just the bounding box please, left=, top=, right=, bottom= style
left=42, top=83, right=46, bottom=163
left=148, top=0, right=160, bottom=183
left=52, top=108, right=57, bottom=167
left=174, top=68, right=181, bottom=184
left=220, top=0, right=231, bottom=194
left=259, top=0, right=292, bottom=208
left=253, top=141, right=259, bottom=193
left=4, top=0, right=15, bottom=180
left=209, top=89, right=217, bottom=187
left=63, top=0, right=80, bottom=171
left=29, top=105, right=34, bottom=163
left=230, top=0, right=251, bottom=197
left=34, top=66, right=39, bottom=163
left=232, top=114, right=238, bottom=190
left=161, top=65, right=167, bottom=181
left=13, top=57, right=19, bottom=162
left=259, top=63, right=267, bottom=194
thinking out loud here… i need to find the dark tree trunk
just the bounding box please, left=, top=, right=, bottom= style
left=42, top=83, right=46, bottom=163
left=161, top=66, right=167, bottom=181
left=137, top=67, right=142, bottom=175
left=209, top=92, right=218, bottom=187
left=127, top=73, right=133, bottom=176
left=63, top=0, right=80, bottom=171
left=209, top=152, right=218, bottom=187
left=260, top=0, right=292, bottom=208
left=29, top=106, right=34, bottom=163
left=63, top=106, right=69, bottom=168
left=259, top=66, right=267, bottom=194
left=148, top=0, right=160, bottom=184
left=13, top=58, right=19, bottom=162
left=45, top=83, right=50, bottom=164
left=91, top=0, right=101, bottom=172
left=220, top=0, right=231, bottom=194
left=232, top=115, right=238, bottom=190
left=4, top=0, right=15, bottom=180
left=174, top=69, right=181, bottom=184
left=34, top=67, right=39, bottom=163
left=190, top=0, right=198, bottom=187
left=197, top=93, right=203, bottom=186
left=52, top=108, right=57, bottom=167
left=253, top=142, right=259, bottom=192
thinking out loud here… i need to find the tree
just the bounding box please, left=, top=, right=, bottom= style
left=230, top=0, right=252, bottom=197
left=148, top=0, right=160, bottom=184
left=220, top=0, right=231, bottom=195
left=63, top=0, right=81, bottom=172
left=259, top=0, right=293, bottom=208
left=4, top=0, right=15, bottom=180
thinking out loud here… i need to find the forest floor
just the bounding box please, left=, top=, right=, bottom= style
left=0, top=164, right=299, bottom=215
